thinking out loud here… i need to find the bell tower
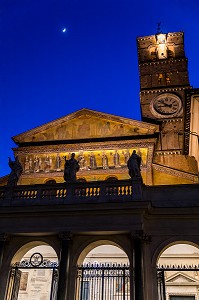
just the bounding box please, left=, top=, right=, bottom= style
left=137, top=31, right=191, bottom=150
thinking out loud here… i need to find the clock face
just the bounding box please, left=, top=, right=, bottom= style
left=151, top=93, right=182, bottom=118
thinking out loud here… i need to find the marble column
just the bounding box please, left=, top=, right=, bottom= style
left=57, top=232, right=72, bottom=300
left=0, top=233, right=9, bottom=300
left=0, top=233, right=7, bottom=270
left=132, top=231, right=151, bottom=300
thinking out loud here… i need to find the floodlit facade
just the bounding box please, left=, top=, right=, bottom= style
left=0, top=31, right=199, bottom=300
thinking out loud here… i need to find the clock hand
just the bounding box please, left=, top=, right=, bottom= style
left=158, top=104, right=172, bottom=108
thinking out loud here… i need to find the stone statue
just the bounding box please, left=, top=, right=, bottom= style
left=7, top=156, right=23, bottom=186
left=64, top=153, right=80, bottom=182
left=127, top=150, right=142, bottom=178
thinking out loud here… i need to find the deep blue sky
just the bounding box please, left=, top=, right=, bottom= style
left=1, top=0, right=199, bottom=177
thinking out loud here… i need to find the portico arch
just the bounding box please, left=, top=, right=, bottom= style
left=6, top=242, right=58, bottom=300
left=11, top=240, right=58, bottom=264
left=77, top=239, right=129, bottom=265
left=156, top=241, right=199, bottom=300
left=76, top=239, right=130, bottom=300
left=152, top=238, right=199, bottom=266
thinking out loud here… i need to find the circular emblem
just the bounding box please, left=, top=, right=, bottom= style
left=150, top=93, right=182, bottom=118
left=30, top=252, right=43, bottom=267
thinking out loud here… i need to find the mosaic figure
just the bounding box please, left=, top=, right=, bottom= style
left=89, top=153, right=97, bottom=169
left=102, top=152, right=109, bottom=170
left=34, top=156, right=40, bottom=173
left=24, top=156, right=29, bottom=173
left=55, top=154, right=62, bottom=171
left=113, top=150, right=121, bottom=168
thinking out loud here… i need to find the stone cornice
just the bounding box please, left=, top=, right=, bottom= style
left=153, top=163, right=198, bottom=182
left=137, top=32, right=183, bottom=42
left=139, top=57, right=187, bottom=67
left=184, top=89, right=199, bottom=154
left=13, top=140, right=157, bottom=155
left=140, top=86, right=191, bottom=95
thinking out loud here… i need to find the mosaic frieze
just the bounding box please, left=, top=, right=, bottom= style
left=19, top=148, right=148, bottom=174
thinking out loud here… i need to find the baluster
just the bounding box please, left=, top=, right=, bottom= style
left=36, top=186, right=42, bottom=200
left=57, top=188, right=61, bottom=198
left=118, top=186, right=121, bottom=196
left=123, top=185, right=127, bottom=196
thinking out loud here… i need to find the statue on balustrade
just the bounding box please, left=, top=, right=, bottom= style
left=64, top=153, right=80, bottom=182
left=7, top=156, right=23, bottom=186
left=127, top=150, right=142, bottom=179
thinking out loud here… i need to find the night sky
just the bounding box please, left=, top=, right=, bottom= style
left=1, top=0, right=199, bottom=177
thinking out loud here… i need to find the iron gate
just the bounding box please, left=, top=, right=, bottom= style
left=76, top=263, right=130, bottom=300
left=6, top=252, right=59, bottom=300
left=157, top=264, right=199, bottom=300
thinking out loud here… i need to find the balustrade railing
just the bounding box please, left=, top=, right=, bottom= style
left=0, top=179, right=143, bottom=206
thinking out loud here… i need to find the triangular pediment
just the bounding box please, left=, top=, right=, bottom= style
left=13, top=108, right=159, bottom=143
left=166, top=272, right=199, bottom=283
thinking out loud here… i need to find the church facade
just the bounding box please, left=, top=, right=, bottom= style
left=0, top=31, right=199, bottom=300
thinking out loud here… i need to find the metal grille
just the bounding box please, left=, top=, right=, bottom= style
left=157, top=265, right=199, bottom=300
left=6, top=253, right=59, bottom=300
left=76, top=264, right=130, bottom=300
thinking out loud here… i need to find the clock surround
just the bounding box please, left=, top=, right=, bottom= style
left=150, top=93, right=182, bottom=118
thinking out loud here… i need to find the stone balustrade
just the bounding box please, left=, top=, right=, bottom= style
left=0, top=179, right=143, bottom=206
left=0, top=180, right=199, bottom=208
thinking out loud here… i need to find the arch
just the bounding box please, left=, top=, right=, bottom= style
left=152, top=238, right=199, bottom=266
left=76, top=239, right=129, bottom=265
left=105, top=176, right=118, bottom=181
left=45, top=179, right=56, bottom=184
left=156, top=241, right=199, bottom=264
left=156, top=241, right=199, bottom=300
left=75, top=240, right=130, bottom=300
left=5, top=241, right=59, bottom=300
left=77, top=178, right=87, bottom=182
left=10, top=240, right=58, bottom=264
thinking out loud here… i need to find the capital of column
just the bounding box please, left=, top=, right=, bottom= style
left=59, top=231, right=73, bottom=241
left=0, top=233, right=9, bottom=242
left=131, top=230, right=151, bottom=243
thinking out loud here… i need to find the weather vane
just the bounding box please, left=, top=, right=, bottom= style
left=157, top=22, right=162, bottom=34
